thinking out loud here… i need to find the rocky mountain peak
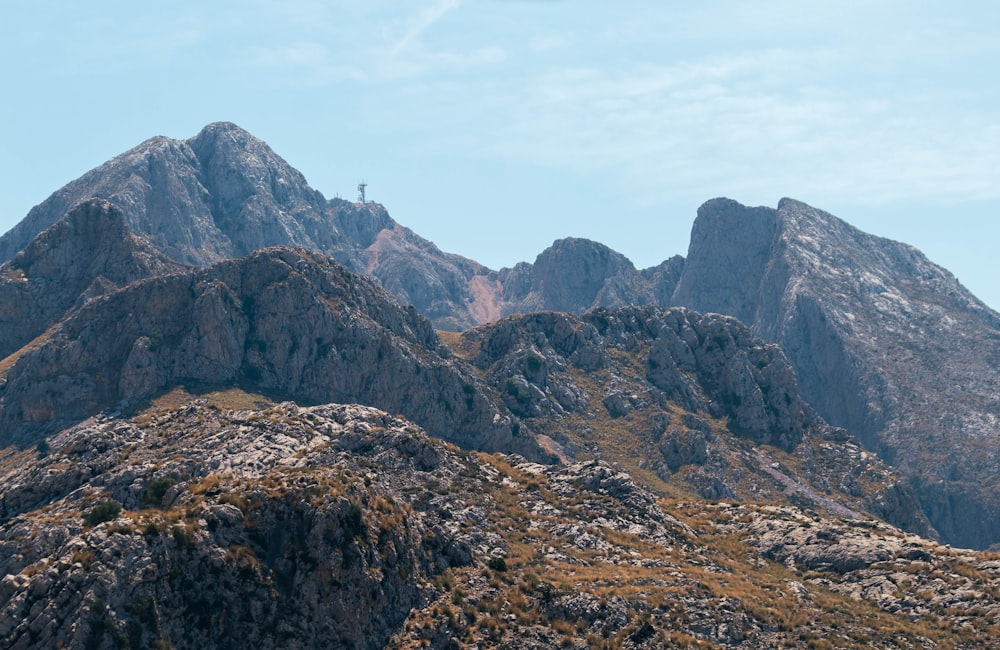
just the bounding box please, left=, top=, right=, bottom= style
left=498, top=237, right=662, bottom=316
left=673, top=196, right=1000, bottom=549
left=671, top=197, right=779, bottom=325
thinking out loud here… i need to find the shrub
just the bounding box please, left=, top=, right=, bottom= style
left=487, top=557, right=508, bottom=572
left=84, top=500, right=123, bottom=527
left=141, top=477, right=177, bottom=508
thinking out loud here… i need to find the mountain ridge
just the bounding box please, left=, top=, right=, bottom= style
left=4, top=123, right=1000, bottom=646
left=1, top=122, right=998, bottom=552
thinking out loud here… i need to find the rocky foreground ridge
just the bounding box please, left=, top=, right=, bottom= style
left=2, top=398, right=998, bottom=649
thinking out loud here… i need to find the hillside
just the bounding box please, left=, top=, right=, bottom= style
left=2, top=397, right=999, bottom=648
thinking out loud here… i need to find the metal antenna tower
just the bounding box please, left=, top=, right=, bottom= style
left=357, top=180, right=367, bottom=203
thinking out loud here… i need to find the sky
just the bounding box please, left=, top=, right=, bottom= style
left=2, top=1, right=998, bottom=309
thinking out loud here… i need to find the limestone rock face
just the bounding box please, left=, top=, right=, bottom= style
left=0, top=247, right=535, bottom=458
left=3, top=399, right=993, bottom=649
left=0, top=199, right=184, bottom=359
left=0, top=122, right=498, bottom=330
left=673, top=197, right=1000, bottom=549
left=456, top=306, right=931, bottom=535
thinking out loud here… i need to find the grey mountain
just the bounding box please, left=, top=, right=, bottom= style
left=0, top=122, right=494, bottom=330
left=2, top=123, right=998, bottom=549
left=672, top=197, right=1000, bottom=549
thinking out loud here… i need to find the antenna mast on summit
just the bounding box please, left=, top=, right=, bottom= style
left=357, top=180, right=367, bottom=203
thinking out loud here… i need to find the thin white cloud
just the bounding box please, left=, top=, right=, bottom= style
left=391, top=0, right=462, bottom=54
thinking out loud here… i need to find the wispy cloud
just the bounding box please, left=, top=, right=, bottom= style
left=391, top=0, right=462, bottom=54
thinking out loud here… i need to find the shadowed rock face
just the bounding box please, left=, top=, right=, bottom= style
left=672, top=197, right=1000, bottom=549
left=0, top=199, right=185, bottom=359
left=0, top=246, right=536, bottom=459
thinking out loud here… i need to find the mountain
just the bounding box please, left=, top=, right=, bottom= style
left=3, top=123, right=1000, bottom=645
left=0, top=122, right=496, bottom=331
left=0, top=123, right=688, bottom=333
left=672, top=197, right=1000, bottom=549
left=3, top=123, right=998, bottom=550
left=0, top=245, right=535, bottom=459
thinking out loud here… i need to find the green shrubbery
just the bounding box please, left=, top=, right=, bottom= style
left=141, top=477, right=177, bottom=508
left=84, top=500, right=123, bottom=526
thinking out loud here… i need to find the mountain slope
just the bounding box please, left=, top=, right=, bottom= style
left=0, top=246, right=534, bottom=459
left=2, top=397, right=997, bottom=649
left=672, top=197, right=1000, bottom=548
left=0, top=122, right=497, bottom=330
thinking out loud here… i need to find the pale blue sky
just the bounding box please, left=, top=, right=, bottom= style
left=2, top=1, right=998, bottom=309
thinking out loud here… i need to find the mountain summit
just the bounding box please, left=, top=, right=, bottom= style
left=0, top=122, right=496, bottom=330
left=673, top=197, right=1000, bottom=548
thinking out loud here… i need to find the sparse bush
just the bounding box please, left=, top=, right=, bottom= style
left=487, top=557, right=508, bottom=572
left=84, top=500, right=122, bottom=527
left=141, top=477, right=177, bottom=508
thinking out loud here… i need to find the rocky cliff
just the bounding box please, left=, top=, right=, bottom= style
left=1, top=398, right=997, bottom=649
left=673, top=197, right=1000, bottom=549
left=0, top=199, right=184, bottom=360
left=0, top=246, right=534, bottom=459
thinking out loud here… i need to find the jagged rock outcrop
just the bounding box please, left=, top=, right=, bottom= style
left=0, top=199, right=184, bottom=359
left=672, top=197, right=1000, bottom=549
left=2, top=400, right=996, bottom=649
left=0, top=247, right=536, bottom=459
left=452, top=306, right=933, bottom=536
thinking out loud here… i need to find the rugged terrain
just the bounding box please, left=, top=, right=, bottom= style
left=673, top=198, right=1000, bottom=549
left=0, top=221, right=926, bottom=535
left=2, top=122, right=1000, bottom=647
left=2, top=397, right=998, bottom=649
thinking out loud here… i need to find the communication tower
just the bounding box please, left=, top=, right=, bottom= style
left=357, top=180, right=367, bottom=203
